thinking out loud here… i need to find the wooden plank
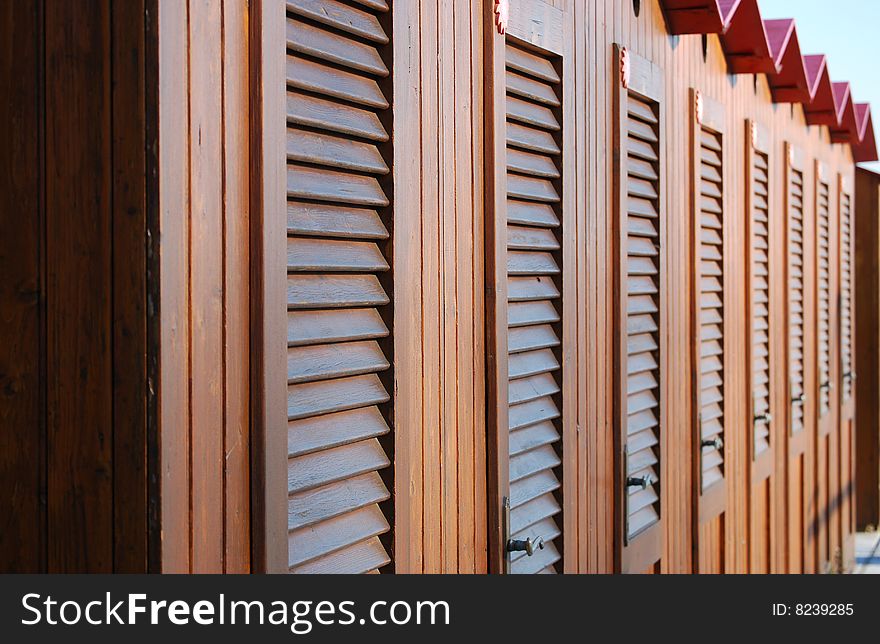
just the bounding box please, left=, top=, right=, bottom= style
left=46, top=0, right=114, bottom=572
left=0, top=0, right=44, bottom=572
left=157, top=0, right=192, bottom=573
left=251, top=0, right=290, bottom=573
left=112, top=0, right=148, bottom=572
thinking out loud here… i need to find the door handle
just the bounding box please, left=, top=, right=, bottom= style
left=701, top=437, right=723, bottom=450
left=754, top=411, right=772, bottom=424
left=507, top=535, right=545, bottom=557
left=792, top=392, right=806, bottom=405
left=626, top=474, right=653, bottom=490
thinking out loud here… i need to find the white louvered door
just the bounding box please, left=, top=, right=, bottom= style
left=287, top=0, right=394, bottom=574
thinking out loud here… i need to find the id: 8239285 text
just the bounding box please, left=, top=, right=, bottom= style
left=772, top=603, right=854, bottom=616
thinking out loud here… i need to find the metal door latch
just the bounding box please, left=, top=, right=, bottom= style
left=754, top=411, right=772, bottom=424
left=701, top=437, right=723, bottom=450
left=793, top=392, right=806, bottom=405
left=626, top=474, right=653, bottom=490
left=507, top=536, right=545, bottom=556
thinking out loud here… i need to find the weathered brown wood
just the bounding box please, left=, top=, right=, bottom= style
left=855, top=168, right=879, bottom=531
left=45, top=0, right=114, bottom=572
left=112, top=0, right=149, bottom=573
left=0, top=0, right=44, bottom=573
left=251, top=0, right=294, bottom=574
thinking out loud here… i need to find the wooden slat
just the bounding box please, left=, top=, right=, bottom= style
left=289, top=504, right=389, bottom=569
left=289, top=406, right=389, bottom=458
left=288, top=202, right=388, bottom=240
left=289, top=164, right=388, bottom=206
left=286, top=19, right=388, bottom=77
left=287, top=55, right=388, bottom=109
left=506, top=95, right=560, bottom=131
left=289, top=308, right=388, bottom=346
left=288, top=128, right=388, bottom=174
left=288, top=274, right=389, bottom=309
left=507, top=122, right=561, bottom=156
left=288, top=91, right=388, bottom=142
left=288, top=437, right=390, bottom=494
left=287, top=340, right=389, bottom=384
left=289, top=471, right=389, bottom=531
left=506, top=43, right=560, bottom=83
left=287, top=0, right=389, bottom=44
left=506, top=70, right=561, bottom=107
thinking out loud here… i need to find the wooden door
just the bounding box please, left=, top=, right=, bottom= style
left=690, top=91, right=727, bottom=573
left=486, top=0, right=575, bottom=575
left=814, top=162, right=837, bottom=572
left=838, top=175, right=856, bottom=570
left=286, top=0, right=395, bottom=574
left=613, top=46, right=665, bottom=574
left=745, top=121, right=775, bottom=573
left=784, top=144, right=814, bottom=573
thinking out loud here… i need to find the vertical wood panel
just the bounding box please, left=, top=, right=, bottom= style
left=223, top=0, right=251, bottom=573
left=112, top=0, right=149, bottom=572
left=45, top=0, right=113, bottom=572
left=0, top=0, right=44, bottom=572
left=158, top=0, right=192, bottom=572
left=855, top=168, right=879, bottom=530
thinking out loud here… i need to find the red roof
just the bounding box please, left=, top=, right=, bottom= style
left=831, top=83, right=860, bottom=144
left=803, top=55, right=837, bottom=126
left=662, top=0, right=741, bottom=35
left=854, top=104, right=878, bottom=163
left=719, top=0, right=775, bottom=73
left=660, top=0, right=877, bottom=161
left=765, top=20, right=811, bottom=103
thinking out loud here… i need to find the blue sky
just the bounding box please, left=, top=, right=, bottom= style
left=758, top=0, right=880, bottom=171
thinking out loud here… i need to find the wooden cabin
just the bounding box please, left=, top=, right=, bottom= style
left=1, top=0, right=878, bottom=574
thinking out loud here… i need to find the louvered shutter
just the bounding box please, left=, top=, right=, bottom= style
left=287, top=0, right=393, bottom=574
left=788, top=163, right=806, bottom=435
left=691, top=93, right=726, bottom=537
left=486, top=1, right=570, bottom=575
left=817, top=177, right=832, bottom=417
left=505, top=41, right=565, bottom=575
left=748, top=123, right=773, bottom=481
left=839, top=188, right=854, bottom=399
left=838, top=177, right=856, bottom=565
left=615, top=47, right=664, bottom=573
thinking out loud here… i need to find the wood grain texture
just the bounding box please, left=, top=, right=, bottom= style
left=258, top=0, right=859, bottom=574
left=45, top=0, right=114, bottom=572
left=0, top=0, right=44, bottom=572
left=854, top=168, right=879, bottom=531
left=155, top=0, right=254, bottom=572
